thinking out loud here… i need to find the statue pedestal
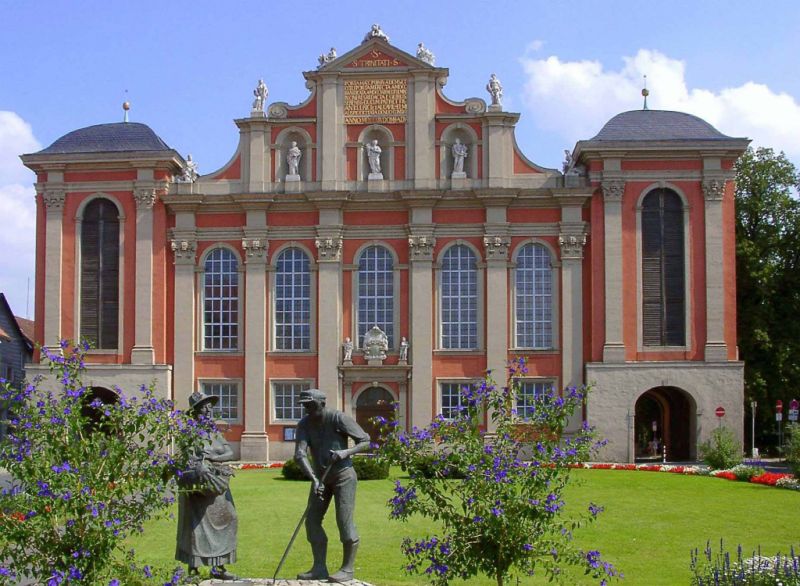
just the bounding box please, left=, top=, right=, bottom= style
left=343, top=359, right=353, bottom=366
left=367, top=357, right=385, bottom=366
left=285, top=175, right=301, bottom=193
left=451, top=174, right=468, bottom=190
left=367, top=176, right=387, bottom=192
left=367, top=172, right=384, bottom=181
left=250, top=110, right=267, bottom=118
left=488, top=104, right=503, bottom=112
left=451, top=171, right=466, bottom=179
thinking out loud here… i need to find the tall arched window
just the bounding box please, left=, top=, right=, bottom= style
left=515, top=243, right=552, bottom=348
left=275, top=247, right=311, bottom=351
left=80, top=198, right=119, bottom=349
left=440, top=244, right=478, bottom=349
left=642, top=189, right=685, bottom=346
left=357, top=245, right=394, bottom=346
left=202, top=248, right=239, bottom=350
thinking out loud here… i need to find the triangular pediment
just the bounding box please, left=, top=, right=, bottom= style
left=319, top=37, right=435, bottom=73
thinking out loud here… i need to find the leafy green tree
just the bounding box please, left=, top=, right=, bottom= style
left=735, top=147, right=800, bottom=450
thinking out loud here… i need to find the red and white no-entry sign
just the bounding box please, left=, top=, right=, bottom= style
left=715, top=406, right=726, bottom=418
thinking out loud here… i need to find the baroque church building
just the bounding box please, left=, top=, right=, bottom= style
left=22, top=28, right=749, bottom=462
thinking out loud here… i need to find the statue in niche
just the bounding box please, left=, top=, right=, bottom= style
left=286, top=141, right=302, bottom=178
left=252, top=79, right=268, bottom=112
left=342, top=337, right=353, bottom=362
left=451, top=138, right=468, bottom=175
left=399, top=337, right=409, bottom=362
left=177, top=154, right=198, bottom=183
left=363, top=326, right=388, bottom=361
left=365, top=139, right=382, bottom=176
left=486, top=73, right=503, bottom=107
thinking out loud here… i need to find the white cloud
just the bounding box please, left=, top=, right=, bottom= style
left=520, top=49, right=800, bottom=160
left=0, top=111, right=39, bottom=316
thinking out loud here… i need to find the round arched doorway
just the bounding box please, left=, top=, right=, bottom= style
left=355, top=386, right=394, bottom=446
left=634, top=386, right=695, bottom=461
left=80, top=386, right=120, bottom=433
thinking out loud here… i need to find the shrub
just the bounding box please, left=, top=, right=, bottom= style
left=0, top=341, right=213, bottom=584
left=729, top=464, right=762, bottom=481
left=280, top=457, right=309, bottom=480
left=352, top=454, right=389, bottom=480
left=699, top=426, right=743, bottom=470
left=786, top=423, right=800, bottom=479
left=691, top=539, right=800, bottom=585
left=375, top=358, right=620, bottom=586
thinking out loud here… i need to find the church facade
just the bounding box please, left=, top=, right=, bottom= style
left=22, top=28, right=749, bottom=462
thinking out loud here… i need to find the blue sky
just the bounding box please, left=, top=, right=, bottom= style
left=2, top=0, right=800, bottom=315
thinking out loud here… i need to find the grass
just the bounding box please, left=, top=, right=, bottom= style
left=129, top=468, right=800, bottom=585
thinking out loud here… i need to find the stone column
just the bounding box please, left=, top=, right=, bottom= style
left=408, top=216, right=435, bottom=429
left=42, top=189, right=65, bottom=352
left=601, top=180, right=625, bottom=362
left=319, top=74, right=342, bottom=191
left=170, top=236, right=196, bottom=409
left=703, top=179, right=728, bottom=361
left=316, top=213, right=343, bottom=409
left=240, top=232, right=269, bottom=461
left=131, top=188, right=156, bottom=364
left=412, top=72, right=435, bottom=189
left=484, top=228, right=510, bottom=432
left=559, top=229, right=587, bottom=432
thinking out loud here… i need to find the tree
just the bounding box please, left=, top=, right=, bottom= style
left=376, top=360, right=619, bottom=586
left=735, top=147, right=800, bottom=451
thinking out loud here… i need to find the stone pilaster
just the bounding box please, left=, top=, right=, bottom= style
left=559, top=228, right=587, bottom=432
left=170, top=236, right=197, bottom=409
left=131, top=188, right=157, bottom=364
left=315, top=216, right=343, bottom=409
left=319, top=74, right=343, bottom=191
left=601, top=180, right=625, bottom=362
left=483, top=229, right=510, bottom=432
left=42, top=189, right=65, bottom=352
left=702, top=178, right=728, bottom=361
left=408, top=215, right=435, bottom=429
left=240, top=230, right=269, bottom=461
left=412, top=72, right=436, bottom=189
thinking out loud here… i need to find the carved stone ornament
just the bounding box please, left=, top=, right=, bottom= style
left=242, top=238, right=268, bottom=259
left=702, top=179, right=725, bottom=201
left=170, top=239, right=197, bottom=261
left=268, top=102, right=288, bottom=119
left=134, top=188, right=156, bottom=209
left=465, top=98, right=486, bottom=114
left=408, top=235, right=436, bottom=260
left=601, top=180, right=625, bottom=201
left=42, top=190, right=66, bottom=211
left=315, top=237, right=343, bottom=261
left=559, top=233, right=588, bottom=260
left=483, top=235, right=511, bottom=259
left=363, top=325, right=389, bottom=362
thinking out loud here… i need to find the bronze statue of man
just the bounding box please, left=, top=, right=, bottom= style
left=294, top=388, right=371, bottom=582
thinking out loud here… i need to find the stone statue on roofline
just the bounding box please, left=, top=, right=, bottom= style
left=416, top=42, right=435, bottom=65
left=318, top=47, right=337, bottom=68
left=363, top=24, right=389, bottom=43
left=177, top=154, right=198, bottom=183
left=486, top=73, right=503, bottom=109
left=252, top=79, right=268, bottom=113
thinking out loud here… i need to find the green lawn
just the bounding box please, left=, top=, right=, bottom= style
left=130, top=468, right=800, bottom=585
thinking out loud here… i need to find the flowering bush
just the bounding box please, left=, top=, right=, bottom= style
left=375, top=359, right=620, bottom=586
left=750, top=472, right=792, bottom=486
left=0, top=341, right=214, bottom=585
left=691, top=540, right=800, bottom=585
left=699, top=426, right=743, bottom=470
left=729, top=464, right=762, bottom=481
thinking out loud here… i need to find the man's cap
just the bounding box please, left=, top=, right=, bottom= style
left=298, top=388, right=327, bottom=404
left=188, top=390, right=218, bottom=413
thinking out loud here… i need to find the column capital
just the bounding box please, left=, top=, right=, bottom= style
left=134, top=188, right=157, bottom=209
left=170, top=238, right=197, bottom=264
left=702, top=179, right=725, bottom=201
left=601, top=180, right=625, bottom=201
left=315, top=237, right=343, bottom=262
left=559, top=232, right=588, bottom=260
left=42, top=189, right=66, bottom=212
left=483, top=235, right=511, bottom=260
left=242, top=238, right=268, bottom=262
left=408, top=234, right=436, bottom=261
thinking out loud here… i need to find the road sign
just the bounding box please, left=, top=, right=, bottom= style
left=715, top=406, right=725, bottom=418
left=776, top=400, right=783, bottom=413
left=776, top=412, right=783, bottom=422
left=790, top=410, right=799, bottom=422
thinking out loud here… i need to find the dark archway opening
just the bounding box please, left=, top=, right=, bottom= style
left=81, top=386, right=120, bottom=433
left=355, top=386, right=394, bottom=447
left=634, top=386, right=695, bottom=461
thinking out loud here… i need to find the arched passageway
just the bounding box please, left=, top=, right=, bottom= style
left=355, top=386, right=394, bottom=446
left=634, top=386, right=695, bottom=461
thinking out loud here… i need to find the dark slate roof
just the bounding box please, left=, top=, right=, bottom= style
left=37, top=122, right=172, bottom=154
left=590, top=110, right=732, bottom=142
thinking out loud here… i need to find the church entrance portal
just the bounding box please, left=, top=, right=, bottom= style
left=634, top=386, right=695, bottom=461
left=355, top=386, right=394, bottom=446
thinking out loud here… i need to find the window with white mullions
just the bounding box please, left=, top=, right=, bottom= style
left=357, top=245, right=394, bottom=346
left=202, top=248, right=239, bottom=351
left=515, top=243, right=552, bottom=349
left=440, top=245, right=478, bottom=349
left=273, top=381, right=310, bottom=421
left=201, top=382, right=239, bottom=422
left=515, top=381, right=551, bottom=419
left=440, top=382, right=469, bottom=420
left=275, top=248, right=311, bottom=350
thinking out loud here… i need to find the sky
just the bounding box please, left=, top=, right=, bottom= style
left=2, top=0, right=800, bottom=317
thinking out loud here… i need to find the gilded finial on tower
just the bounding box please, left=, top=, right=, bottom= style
left=122, top=90, right=130, bottom=122
left=641, top=75, right=649, bottom=110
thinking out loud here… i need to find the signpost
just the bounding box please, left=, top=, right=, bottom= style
left=789, top=398, right=799, bottom=422
left=715, top=406, right=725, bottom=429
left=776, top=400, right=784, bottom=450
left=750, top=400, right=757, bottom=459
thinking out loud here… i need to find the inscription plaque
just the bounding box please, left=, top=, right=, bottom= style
left=344, top=78, right=407, bottom=125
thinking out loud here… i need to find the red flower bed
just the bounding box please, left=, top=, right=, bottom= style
left=751, top=472, right=791, bottom=486
left=715, top=471, right=737, bottom=481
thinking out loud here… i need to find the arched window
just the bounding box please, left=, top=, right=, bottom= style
left=515, top=243, right=553, bottom=349
left=642, top=189, right=685, bottom=346
left=275, top=247, right=311, bottom=351
left=440, top=245, right=478, bottom=349
left=80, top=198, right=119, bottom=349
left=202, top=248, right=239, bottom=351
left=357, top=245, right=394, bottom=346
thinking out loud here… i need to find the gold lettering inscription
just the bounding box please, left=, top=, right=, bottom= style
left=344, top=78, right=407, bottom=125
